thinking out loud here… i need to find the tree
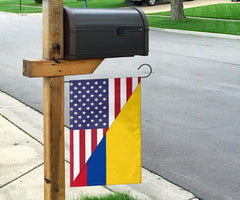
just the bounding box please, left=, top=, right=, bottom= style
left=170, top=0, right=185, bottom=20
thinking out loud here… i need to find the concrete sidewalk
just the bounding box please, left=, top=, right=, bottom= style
left=0, top=90, right=198, bottom=200
left=137, top=0, right=235, bottom=13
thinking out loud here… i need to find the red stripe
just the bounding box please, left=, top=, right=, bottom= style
left=80, top=130, right=85, bottom=171
left=115, top=78, right=121, bottom=118
left=70, top=130, right=74, bottom=185
left=138, top=77, right=141, bottom=84
left=91, top=129, right=97, bottom=153
left=103, top=128, right=108, bottom=136
left=126, top=77, right=132, bottom=100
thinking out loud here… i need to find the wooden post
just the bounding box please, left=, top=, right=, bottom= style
left=42, top=0, right=65, bottom=199
left=23, top=0, right=103, bottom=199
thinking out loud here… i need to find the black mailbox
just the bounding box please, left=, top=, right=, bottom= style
left=63, top=7, right=149, bottom=60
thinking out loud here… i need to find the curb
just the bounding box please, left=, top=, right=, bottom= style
left=0, top=90, right=198, bottom=200
left=150, top=27, right=240, bottom=40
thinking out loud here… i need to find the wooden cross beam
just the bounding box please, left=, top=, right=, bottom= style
left=23, top=0, right=103, bottom=199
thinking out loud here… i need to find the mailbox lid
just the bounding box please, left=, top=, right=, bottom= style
left=64, top=7, right=148, bottom=32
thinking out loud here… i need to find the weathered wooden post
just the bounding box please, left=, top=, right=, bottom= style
left=23, top=0, right=103, bottom=199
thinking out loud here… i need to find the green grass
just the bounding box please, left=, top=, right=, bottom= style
left=0, top=0, right=130, bottom=13
left=149, top=3, right=240, bottom=20
left=73, top=192, right=138, bottom=200
left=147, top=16, right=240, bottom=35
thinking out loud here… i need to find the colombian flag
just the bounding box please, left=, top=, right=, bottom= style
left=69, top=77, right=141, bottom=186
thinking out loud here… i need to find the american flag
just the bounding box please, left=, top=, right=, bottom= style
left=70, top=77, right=141, bottom=186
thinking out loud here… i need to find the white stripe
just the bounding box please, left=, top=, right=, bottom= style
left=121, top=78, right=126, bottom=109
left=97, top=129, right=103, bottom=145
left=73, top=130, right=79, bottom=180
left=85, top=129, right=91, bottom=162
left=108, top=79, right=115, bottom=127
left=132, top=77, right=139, bottom=93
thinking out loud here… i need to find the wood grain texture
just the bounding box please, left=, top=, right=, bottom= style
left=42, top=0, right=65, bottom=199
left=23, top=59, right=103, bottom=77
left=43, top=77, right=65, bottom=200
left=42, top=0, right=64, bottom=60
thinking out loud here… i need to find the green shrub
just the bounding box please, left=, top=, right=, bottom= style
left=34, top=0, right=42, bottom=4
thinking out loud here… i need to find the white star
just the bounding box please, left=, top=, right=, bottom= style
left=70, top=125, right=73, bottom=128
left=99, top=119, right=102, bottom=122
left=91, top=119, right=94, bottom=122
left=91, top=94, right=94, bottom=98
left=103, top=81, right=106, bottom=84
left=70, top=83, right=73, bottom=86
left=103, top=106, right=107, bottom=109
left=99, top=85, right=102, bottom=89
left=70, top=108, right=73, bottom=111
left=99, top=94, right=103, bottom=97
left=99, top=110, right=102, bottom=114
left=70, top=91, right=73, bottom=94
left=103, top=114, right=106, bottom=118
left=74, top=112, right=78, bottom=115
left=74, top=95, right=78, bottom=98
left=78, top=99, right=82, bottom=102
left=82, top=86, right=86, bottom=89
left=78, top=82, right=81, bottom=86
left=83, top=103, right=86, bottom=106
left=83, top=119, right=86, bottom=123
left=78, top=107, right=82, bottom=111
left=94, top=81, right=98, bottom=85
left=74, top=87, right=77, bottom=90
left=95, top=98, right=98, bottom=101
left=86, top=115, right=90, bottom=118
left=90, top=86, right=94, bottom=89
left=82, top=95, right=86, bottom=98
left=95, top=90, right=98, bottom=93
left=99, top=102, right=102, bottom=105
left=95, top=123, right=99, bottom=126
left=103, top=89, right=106, bottom=93
left=103, top=123, right=107, bottom=126
left=95, top=106, right=98, bottom=110
left=78, top=116, right=82, bottom=119
left=70, top=116, right=73, bottom=119
left=78, top=124, right=82, bottom=127
left=86, top=82, right=90, bottom=85
left=91, top=102, right=94, bottom=106
left=91, top=111, right=94, bottom=114
left=86, top=90, right=90, bottom=93
left=87, top=124, right=90, bottom=127
left=74, top=103, right=78, bottom=107
left=83, top=111, right=86, bottom=114
left=103, top=98, right=106, bottom=101
left=95, top=115, right=98, bottom=118
left=86, top=107, right=90, bottom=110
left=86, top=98, right=90, bottom=102
left=78, top=91, right=82, bottom=94
left=74, top=120, right=77, bottom=123
left=70, top=100, right=73, bottom=102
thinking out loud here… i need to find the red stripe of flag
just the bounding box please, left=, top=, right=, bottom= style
left=70, top=130, right=74, bottom=185
left=103, top=128, right=108, bottom=136
left=91, top=129, right=97, bottom=153
left=126, top=77, right=132, bottom=101
left=115, top=78, right=121, bottom=118
left=138, top=77, right=141, bottom=84
left=80, top=130, right=85, bottom=171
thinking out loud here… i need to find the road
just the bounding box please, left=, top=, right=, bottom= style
left=1, top=13, right=240, bottom=200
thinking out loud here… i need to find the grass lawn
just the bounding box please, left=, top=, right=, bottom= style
left=147, top=16, right=240, bottom=35
left=148, top=3, right=240, bottom=20
left=73, top=193, right=138, bottom=200
left=0, top=0, right=130, bottom=13
left=147, top=3, right=240, bottom=36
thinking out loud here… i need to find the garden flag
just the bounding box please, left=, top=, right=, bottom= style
left=69, top=77, right=141, bottom=187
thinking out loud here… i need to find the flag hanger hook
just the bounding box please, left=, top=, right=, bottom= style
left=137, top=64, right=152, bottom=78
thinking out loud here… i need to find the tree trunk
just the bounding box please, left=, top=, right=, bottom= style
left=170, top=0, right=185, bottom=20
